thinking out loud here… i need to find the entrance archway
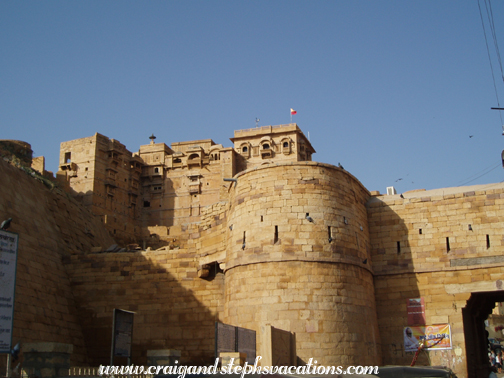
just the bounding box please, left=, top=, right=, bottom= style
left=463, top=290, right=504, bottom=378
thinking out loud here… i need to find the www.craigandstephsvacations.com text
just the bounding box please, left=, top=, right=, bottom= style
left=98, top=357, right=379, bottom=378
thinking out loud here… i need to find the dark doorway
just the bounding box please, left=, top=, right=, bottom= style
left=463, top=290, right=504, bottom=378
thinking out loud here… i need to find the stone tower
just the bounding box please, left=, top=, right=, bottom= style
left=223, top=162, right=381, bottom=366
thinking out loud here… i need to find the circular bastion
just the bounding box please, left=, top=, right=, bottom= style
left=223, top=161, right=381, bottom=366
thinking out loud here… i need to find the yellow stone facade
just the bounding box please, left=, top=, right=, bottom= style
left=0, top=124, right=503, bottom=378
left=223, top=163, right=379, bottom=366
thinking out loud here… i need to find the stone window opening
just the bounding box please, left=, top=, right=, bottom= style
left=397, top=241, right=401, bottom=254
left=274, top=225, right=279, bottom=244
left=260, top=142, right=273, bottom=159
left=64, top=152, right=71, bottom=163
left=446, top=237, right=450, bottom=252
left=281, top=139, right=292, bottom=155
left=240, top=144, right=250, bottom=158
left=188, top=153, right=202, bottom=167
left=188, top=175, right=201, bottom=194
left=487, top=234, right=491, bottom=249
left=106, top=186, right=115, bottom=196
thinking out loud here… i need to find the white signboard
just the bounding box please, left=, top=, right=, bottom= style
left=0, top=230, right=18, bottom=353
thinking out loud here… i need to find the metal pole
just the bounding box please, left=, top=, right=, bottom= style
left=6, top=353, right=11, bottom=377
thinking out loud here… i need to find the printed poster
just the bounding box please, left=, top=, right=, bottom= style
left=407, top=297, right=426, bottom=325
left=404, top=324, right=452, bottom=352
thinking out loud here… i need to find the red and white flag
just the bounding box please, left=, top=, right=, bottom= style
left=290, top=108, right=297, bottom=115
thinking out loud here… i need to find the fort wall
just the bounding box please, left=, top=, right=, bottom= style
left=223, top=162, right=381, bottom=366
left=0, top=158, right=115, bottom=366
left=4, top=125, right=504, bottom=377
left=62, top=191, right=231, bottom=367
left=368, top=184, right=504, bottom=374
left=66, top=248, right=225, bottom=366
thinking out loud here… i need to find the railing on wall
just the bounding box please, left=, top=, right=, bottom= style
left=65, top=367, right=154, bottom=378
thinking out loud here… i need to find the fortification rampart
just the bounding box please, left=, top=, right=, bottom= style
left=67, top=248, right=225, bottom=366
left=368, top=183, right=504, bottom=375
left=0, top=158, right=116, bottom=366
left=6, top=126, right=504, bottom=377
left=225, top=162, right=372, bottom=269
left=59, top=198, right=229, bottom=367
left=222, top=162, right=381, bottom=366
left=368, top=184, right=504, bottom=275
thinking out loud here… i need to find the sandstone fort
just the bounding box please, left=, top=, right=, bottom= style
left=1, top=123, right=503, bottom=378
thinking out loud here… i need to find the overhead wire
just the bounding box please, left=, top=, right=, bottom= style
left=485, top=0, right=504, bottom=83
left=457, top=161, right=499, bottom=184
left=457, top=162, right=501, bottom=186
left=478, top=0, right=504, bottom=126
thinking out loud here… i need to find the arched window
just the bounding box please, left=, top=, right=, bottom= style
left=283, top=142, right=289, bottom=148
left=239, top=143, right=250, bottom=158
left=263, top=143, right=270, bottom=150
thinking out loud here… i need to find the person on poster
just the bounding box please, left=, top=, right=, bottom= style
left=404, top=327, right=420, bottom=352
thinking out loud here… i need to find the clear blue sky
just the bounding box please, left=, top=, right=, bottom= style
left=2, top=1, right=504, bottom=194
